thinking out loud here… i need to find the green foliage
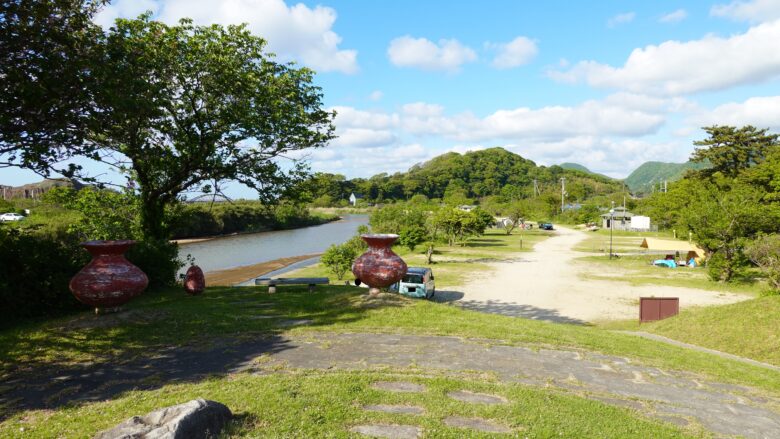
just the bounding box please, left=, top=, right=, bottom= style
left=692, top=125, right=780, bottom=178
left=624, top=161, right=709, bottom=194
left=127, top=240, right=182, bottom=288
left=0, top=0, right=106, bottom=174
left=91, top=15, right=334, bottom=240
left=306, top=147, right=622, bottom=205
left=43, top=187, right=140, bottom=240
left=399, top=225, right=428, bottom=251
left=320, top=243, right=357, bottom=280
left=745, top=234, right=780, bottom=292
left=0, top=228, right=88, bottom=326
left=369, top=203, right=427, bottom=234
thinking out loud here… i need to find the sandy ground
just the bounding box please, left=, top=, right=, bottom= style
left=452, top=226, right=748, bottom=323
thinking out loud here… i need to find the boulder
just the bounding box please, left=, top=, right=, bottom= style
left=94, top=399, right=232, bottom=439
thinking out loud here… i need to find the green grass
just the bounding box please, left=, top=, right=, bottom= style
left=0, top=370, right=700, bottom=438
left=577, top=255, right=765, bottom=296
left=573, top=228, right=676, bottom=254
left=2, top=287, right=779, bottom=395
left=603, top=296, right=780, bottom=367
left=291, top=228, right=551, bottom=287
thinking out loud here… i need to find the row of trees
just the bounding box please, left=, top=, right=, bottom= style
left=638, top=126, right=780, bottom=288
left=302, top=147, right=623, bottom=206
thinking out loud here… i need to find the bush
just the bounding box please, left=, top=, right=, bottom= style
left=127, top=240, right=183, bottom=288
left=321, top=243, right=357, bottom=280
left=0, top=228, right=89, bottom=326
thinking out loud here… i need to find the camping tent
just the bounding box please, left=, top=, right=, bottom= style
left=640, top=238, right=706, bottom=261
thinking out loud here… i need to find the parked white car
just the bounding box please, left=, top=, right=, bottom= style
left=0, top=212, right=25, bottom=222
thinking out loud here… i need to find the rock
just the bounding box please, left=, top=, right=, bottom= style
left=443, top=416, right=512, bottom=433
left=362, top=404, right=425, bottom=415
left=446, top=390, right=507, bottom=405
left=94, top=399, right=232, bottom=439
left=371, top=381, right=427, bottom=393
left=350, top=424, right=421, bottom=438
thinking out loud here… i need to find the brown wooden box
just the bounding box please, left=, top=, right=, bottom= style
left=639, top=297, right=679, bottom=323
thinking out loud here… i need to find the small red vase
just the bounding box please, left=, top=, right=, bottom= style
left=69, top=240, right=149, bottom=312
left=352, top=234, right=407, bottom=295
left=184, top=265, right=205, bottom=296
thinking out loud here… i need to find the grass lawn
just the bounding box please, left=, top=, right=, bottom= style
left=2, top=227, right=777, bottom=437
left=0, top=370, right=700, bottom=438
left=573, top=228, right=675, bottom=254
left=288, top=228, right=552, bottom=287
left=577, top=255, right=765, bottom=296
left=602, top=296, right=780, bottom=367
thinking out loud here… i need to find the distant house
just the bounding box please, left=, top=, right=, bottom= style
left=458, top=205, right=477, bottom=212
left=349, top=192, right=363, bottom=206
left=563, top=203, right=582, bottom=211
left=600, top=207, right=633, bottom=231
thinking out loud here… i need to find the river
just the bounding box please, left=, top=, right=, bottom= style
left=177, top=214, right=368, bottom=275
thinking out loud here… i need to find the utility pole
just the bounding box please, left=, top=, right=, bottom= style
left=664, top=180, right=668, bottom=193
left=533, top=179, right=539, bottom=198
left=560, top=177, right=566, bottom=213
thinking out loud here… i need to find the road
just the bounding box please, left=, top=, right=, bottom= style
left=454, top=226, right=747, bottom=323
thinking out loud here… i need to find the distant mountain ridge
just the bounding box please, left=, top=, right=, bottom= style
left=624, top=161, right=709, bottom=193
left=558, top=162, right=611, bottom=179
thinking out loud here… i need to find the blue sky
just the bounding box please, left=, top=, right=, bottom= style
left=3, top=0, right=780, bottom=198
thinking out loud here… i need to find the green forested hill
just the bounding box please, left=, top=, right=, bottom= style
left=309, top=147, right=623, bottom=203
left=559, top=162, right=591, bottom=173
left=625, top=161, right=709, bottom=194
left=559, top=162, right=611, bottom=179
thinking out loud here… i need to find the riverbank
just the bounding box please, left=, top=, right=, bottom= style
left=204, top=253, right=321, bottom=286
left=172, top=212, right=340, bottom=245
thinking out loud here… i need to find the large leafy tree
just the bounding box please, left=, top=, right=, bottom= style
left=692, top=125, right=779, bottom=177
left=0, top=0, right=105, bottom=175
left=90, top=16, right=334, bottom=240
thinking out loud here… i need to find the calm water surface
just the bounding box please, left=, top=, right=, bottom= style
left=178, top=214, right=368, bottom=273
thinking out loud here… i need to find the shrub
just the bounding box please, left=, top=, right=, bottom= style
left=321, top=243, right=357, bottom=280
left=745, top=234, right=780, bottom=292
left=127, top=240, right=183, bottom=288
left=0, top=228, right=89, bottom=326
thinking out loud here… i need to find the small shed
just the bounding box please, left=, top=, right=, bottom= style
left=640, top=238, right=706, bottom=261
left=601, top=207, right=633, bottom=230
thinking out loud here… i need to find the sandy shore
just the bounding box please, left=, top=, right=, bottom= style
left=204, top=253, right=321, bottom=286
left=454, top=226, right=747, bottom=323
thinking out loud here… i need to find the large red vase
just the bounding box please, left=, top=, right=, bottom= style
left=352, top=234, right=407, bottom=295
left=69, top=240, right=149, bottom=312
left=184, top=265, right=206, bottom=296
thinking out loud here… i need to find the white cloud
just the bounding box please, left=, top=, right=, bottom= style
left=711, top=0, right=780, bottom=23
left=659, top=9, right=688, bottom=23
left=331, top=106, right=399, bottom=130
left=368, top=90, right=383, bottom=101
left=387, top=36, right=477, bottom=72
left=401, top=96, right=666, bottom=141
left=95, top=0, right=358, bottom=74
left=488, top=36, right=538, bottom=69
left=608, top=12, right=636, bottom=27
left=549, top=19, right=780, bottom=95
left=330, top=128, right=397, bottom=148
left=690, top=96, right=780, bottom=130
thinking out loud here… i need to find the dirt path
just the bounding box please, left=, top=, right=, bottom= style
left=453, top=226, right=747, bottom=323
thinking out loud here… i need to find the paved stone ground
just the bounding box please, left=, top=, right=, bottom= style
left=3, top=332, right=780, bottom=438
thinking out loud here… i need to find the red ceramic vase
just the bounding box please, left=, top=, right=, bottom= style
left=352, top=234, right=407, bottom=295
left=184, top=265, right=206, bottom=296
left=69, top=240, right=149, bottom=311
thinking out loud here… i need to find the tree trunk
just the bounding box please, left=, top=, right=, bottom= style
left=426, top=245, right=433, bottom=264
left=140, top=193, right=169, bottom=241
left=720, top=248, right=734, bottom=282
